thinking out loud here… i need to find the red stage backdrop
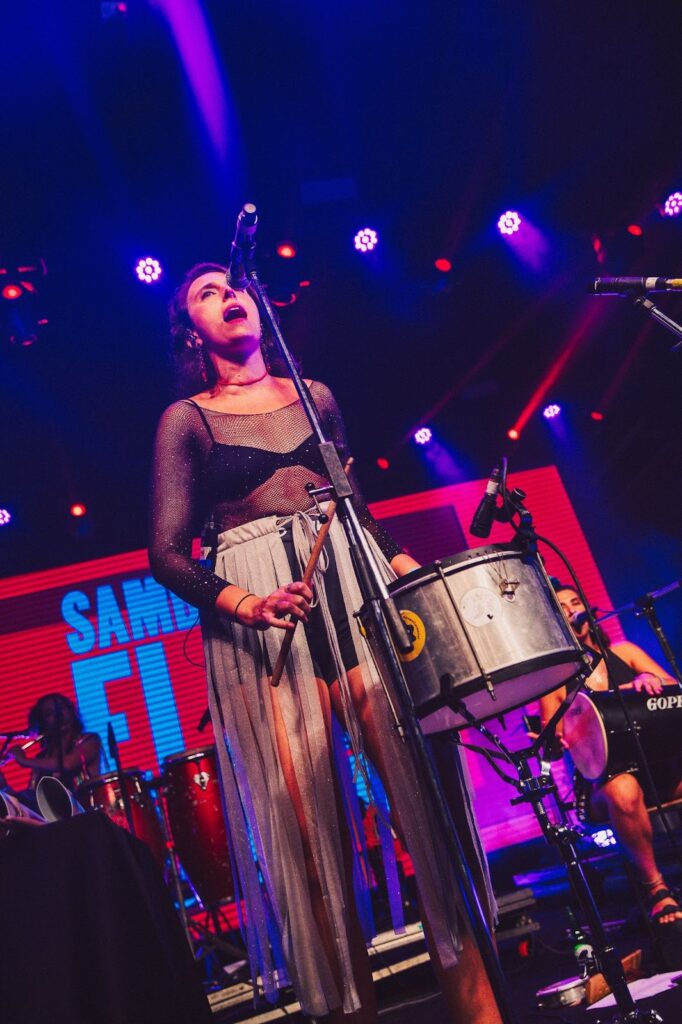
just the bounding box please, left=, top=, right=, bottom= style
left=0, top=466, right=622, bottom=851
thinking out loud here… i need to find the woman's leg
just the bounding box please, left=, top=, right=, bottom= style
left=330, top=666, right=502, bottom=1024
left=269, top=676, right=377, bottom=1023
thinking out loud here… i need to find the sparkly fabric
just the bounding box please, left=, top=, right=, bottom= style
left=149, top=380, right=401, bottom=611
left=203, top=514, right=490, bottom=1016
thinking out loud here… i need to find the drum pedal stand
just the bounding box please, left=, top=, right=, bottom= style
left=454, top=698, right=664, bottom=1023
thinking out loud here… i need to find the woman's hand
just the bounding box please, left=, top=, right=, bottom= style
left=234, top=582, right=313, bottom=631
left=8, top=746, right=29, bottom=767
left=628, top=672, right=664, bottom=696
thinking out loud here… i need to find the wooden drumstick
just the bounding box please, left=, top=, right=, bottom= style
left=270, top=458, right=353, bottom=688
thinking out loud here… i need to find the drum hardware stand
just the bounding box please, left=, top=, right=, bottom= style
left=238, top=204, right=518, bottom=1024
left=106, top=721, right=136, bottom=837
left=453, top=699, right=663, bottom=1023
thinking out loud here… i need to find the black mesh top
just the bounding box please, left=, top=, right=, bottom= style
left=149, top=380, right=402, bottom=611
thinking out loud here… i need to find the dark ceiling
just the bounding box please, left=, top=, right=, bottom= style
left=1, top=1, right=681, bottom=647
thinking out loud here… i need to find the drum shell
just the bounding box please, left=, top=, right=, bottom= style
left=564, top=689, right=682, bottom=783
left=77, top=770, right=167, bottom=868
left=162, top=747, right=233, bottom=908
left=379, top=546, right=584, bottom=730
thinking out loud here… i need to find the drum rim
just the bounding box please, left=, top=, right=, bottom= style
left=386, top=544, right=531, bottom=594
left=416, top=653, right=585, bottom=726
left=162, top=745, right=216, bottom=765
left=78, top=768, right=146, bottom=790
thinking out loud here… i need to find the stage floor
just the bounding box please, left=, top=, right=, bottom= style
left=207, top=878, right=682, bottom=1023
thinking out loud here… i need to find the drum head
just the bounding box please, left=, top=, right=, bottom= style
left=563, top=692, right=607, bottom=781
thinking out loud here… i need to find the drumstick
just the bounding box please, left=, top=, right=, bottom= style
left=271, top=458, right=353, bottom=688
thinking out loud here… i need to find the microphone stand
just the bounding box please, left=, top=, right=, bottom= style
left=597, top=580, right=682, bottom=687
left=628, top=292, right=682, bottom=352
left=241, top=219, right=518, bottom=1024
left=107, top=721, right=136, bottom=838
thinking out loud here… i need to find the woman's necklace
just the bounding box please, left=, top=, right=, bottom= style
left=216, top=369, right=268, bottom=388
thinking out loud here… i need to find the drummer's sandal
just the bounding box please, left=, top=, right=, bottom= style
left=643, top=880, right=682, bottom=932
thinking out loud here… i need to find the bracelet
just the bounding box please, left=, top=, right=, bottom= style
left=233, top=592, right=255, bottom=621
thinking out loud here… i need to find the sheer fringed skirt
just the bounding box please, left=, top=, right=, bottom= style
left=202, top=511, right=494, bottom=1017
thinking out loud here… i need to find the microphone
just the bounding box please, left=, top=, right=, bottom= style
left=226, top=203, right=258, bottom=289
left=470, top=466, right=501, bottom=538
left=593, top=277, right=682, bottom=295
left=569, top=609, right=599, bottom=629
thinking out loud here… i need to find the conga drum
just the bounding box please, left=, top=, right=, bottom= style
left=77, top=769, right=167, bottom=868
left=162, top=747, right=233, bottom=908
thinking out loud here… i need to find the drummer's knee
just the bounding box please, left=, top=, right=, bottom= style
left=601, top=772, right=645, bottom=818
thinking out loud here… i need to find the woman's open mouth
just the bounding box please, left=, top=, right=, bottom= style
left=223, top=304, right=248, bottom=323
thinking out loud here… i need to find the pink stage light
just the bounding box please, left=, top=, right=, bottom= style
left=70, top=503, right=87, bottom=518
left=0, top=508, right=12, bottom=526
left=542, top=403, right=561, bottom=420
left=276, top=242, right=296, bottom=259
left=497, top=210, right=521, bottom=236
left=353, top=228, right=378, bottom=253
left=434, top=258, right=452, bottom=273
left=2, top=283, right=23, bottom=300
left=135, top=257, right=163, bottom=284
left=662, top=192, right=682, bottom=217
left=376, top=457, right=390, bottom=470
left=414, top=427, right=432, bottom=445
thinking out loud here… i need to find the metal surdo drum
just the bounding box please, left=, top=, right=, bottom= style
left=162, top=747, right=233, bottom=908
left=375, top=545, right=585, bottom=731
left=77, top=770, right=166, bottom=867
left=563, top=688, right=682, bottom=783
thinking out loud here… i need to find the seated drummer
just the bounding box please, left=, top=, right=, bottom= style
left=539, top=585, right=682, bottom=942
left=8, top=693, right=102, bottom=806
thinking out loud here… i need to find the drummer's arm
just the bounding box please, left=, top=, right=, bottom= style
left=613, top=642, right=676, bottom=693
left=391, top=553, right=421, bottom=577
left=539, top=686, right=568, bottom=740
left=10, top=735, right=100, bottom=774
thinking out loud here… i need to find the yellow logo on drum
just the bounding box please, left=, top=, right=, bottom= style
left=398, top=610, right=426, bottom=662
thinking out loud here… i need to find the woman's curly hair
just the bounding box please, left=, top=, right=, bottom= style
left=28, top=693, right=84, bottom=736
left=168, top=262, right=292, bottom=396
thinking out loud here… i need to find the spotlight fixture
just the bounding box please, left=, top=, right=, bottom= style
left=662, top=192, right=682, bottom=218
left=434, top=258, right=452, bottom=273
left=542, top=403, right=561, bottom=420
left=69, top=503, right=87, bottom=518
left=627, top=224, right=643, bottom=236
left=376, top=457, right=390, bottom=470
left=1, top=284, right=23, bottom=300
left=507, top=428, right=520, bottom=441
left=353, top=228, right=378, bottom=253
left=590, top=410, right=604, bottom=421
left=497, top=210, right=521, bottom=236
left=135, top=257, right=163, bottom=284
left=276, top=242, right=296, bottom=259
left=0, top=507, right=12, bottom=526
left=414, top=427, right=432, bottom=445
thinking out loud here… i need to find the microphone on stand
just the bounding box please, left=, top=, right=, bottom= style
left=569, top=609, right=600, bottom=630
left=226, top=203, right=258, bottom=290
left=470, top=466, right=501, bottom=538
left=593, top=277, right=682, bottom=295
